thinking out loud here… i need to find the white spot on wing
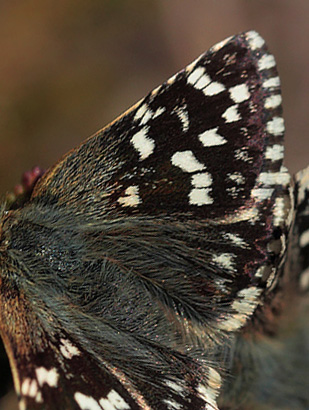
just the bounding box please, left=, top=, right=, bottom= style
left=134, top=104, right=148, bottom=121
left=247, top=31, right=265, bottom=49
left=197, top=383, right=219, bottom=410
left=218, top=286, right=262, bottom=331
left=74, top=392, right=102, bottom=410
left=173, top=105, right=189, bottom=132
left=224, top=233, right=248, bottom=248
left=171, top=150, right=205, bottom=173
left=118, top=186, right=141, bottom=207
left=204, top=81, right=225, bottom=96
left=265, top=94, right=282, bottom=109
left=232, top=287, right=262, bottom=314
left=36, top=391, right=43, bottom=403
left=228, top=172, right=245, bottom=184
left=258, top=171, right=290, bottom=186
left=131, top=126, right=155, bottom=160
left=258, top=54, right=276, bottom=70
left=60, top=338, right=81, bottom=359
left=222, top=105, right=240, bottom=123
left=263, top=77, right=280, bottom=89
left=167, top=73, right=177, bottom=85
left=251, top=188, right=274, bottom=200
left=266, top=117, right=284, bottom=136
left=36, top=367, right=59, bottom=388
left=212, top=253, right=235, bottom=271
left=21, top=378, right=39, bottom=398
left=273, top=197, right=288, bottom=226
left=164, top=380, right=184, bottom=394
left=192, top=172, right=213, bottom=188
left=199, top=127, right=227, bottom=147
left=208, top=367, right=221, bottom=390
left=19, top=399, right=26, bottom=410
left=189, top=188, right=213, bottom=205
left=140, top=109, right=153, bottom=125
left=153, top=106, right=166, bottom=118
left=195, top=73, right=211, bottom=90
left=99, top=390, right=130, bottom=410
left=265, top=144, right=284, bottom=161
left=229, top=84, right=250, bottom=103
left=187, top=66, right=205, bottom=86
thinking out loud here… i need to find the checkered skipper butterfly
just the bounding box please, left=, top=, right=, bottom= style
left=0, top=31, right=308, bottom=410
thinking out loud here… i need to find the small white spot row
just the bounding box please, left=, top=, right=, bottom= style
left=74, top=390, right=130, bottom=410
left=187, top=66, right=225, bottom=96
left=131, top=126, right=155, bottom=161
left=36, top=367, right=59, bottom=388
left=118, top=186, right=141, bottom=207
left=190, top=172, right=213, bottom=205
left=234, top=148, right=251, bottom=162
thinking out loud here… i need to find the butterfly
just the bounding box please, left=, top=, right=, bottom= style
left=0, top=30, right=308, bottom=410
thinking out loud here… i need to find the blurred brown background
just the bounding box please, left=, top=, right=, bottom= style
left=0, top=1, right=309, bottom=408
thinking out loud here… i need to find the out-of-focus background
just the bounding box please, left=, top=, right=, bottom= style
left=0, top=1, right=308, bottom=408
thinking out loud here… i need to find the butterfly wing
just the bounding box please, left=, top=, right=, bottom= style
left=32, top=30, right=291, bottom=333
left=0, top=31, right=292, bottom=410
